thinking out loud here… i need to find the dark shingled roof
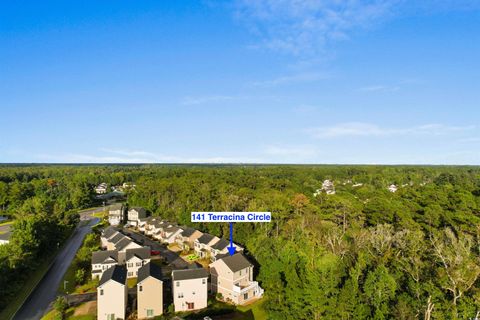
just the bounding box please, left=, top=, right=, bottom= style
left=196, top=233, right=216, bottom=245
left=110, top=233, right=126, bottom=244
left=109, top=203, right=123, bottom=211
left=99, top=265, right=127, bottom=286
left=180, top=227, right=197, bottom=238
left=115, top=238, right=133, bottom=251
left=91, top=250, right=118, bottom=264
left=219, top=253, right=252, bottom=273
left=137, top=262, right=163, bottom=283
left=129, top=207, right=146, bottom=214
left=126, top=247, right=150, bottom=261
left=103, top=226, right=119, bottom=239
left=211, top=239, right=229, bottom=251
left=172, top=268, right=208, bottom=281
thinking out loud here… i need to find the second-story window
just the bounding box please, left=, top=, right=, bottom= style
left=176, top=281, right=180, bottom=287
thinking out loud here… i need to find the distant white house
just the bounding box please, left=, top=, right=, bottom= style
left=95, top=183, right=108, bottom=194
left=108, top=204, right=125, bottom=226
left=127, top=207, right=147, bottom=227
left=388, top=184, right=398, bottom=193
left=352, top=183, right=363, bottom=188
left=314, top=179, right=336, bottom=196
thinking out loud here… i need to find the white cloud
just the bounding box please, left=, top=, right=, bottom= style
left=235, top=0, right=400, bottom=56
left=309, top=122, right=475, bottom=138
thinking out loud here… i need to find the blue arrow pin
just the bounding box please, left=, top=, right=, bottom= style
left=227, top=222, right=236, bottom=256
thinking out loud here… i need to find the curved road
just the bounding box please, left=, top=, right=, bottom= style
left=12, top=214, right=100, bottom=320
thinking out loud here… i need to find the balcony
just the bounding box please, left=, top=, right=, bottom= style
left=233, top=281, right=260, bottom=294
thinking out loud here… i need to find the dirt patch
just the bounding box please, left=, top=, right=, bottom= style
left=73, top=301, right=96, bottom=316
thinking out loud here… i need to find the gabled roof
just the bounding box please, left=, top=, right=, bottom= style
left=128, top=207, right=146, bottom=214
left=196, top=233, right=216, bottom=245
left=180, top=227, right=198, bottom=238
left=211, top=239, right=229, bottom=251
left=165, top=226, right=180, bottom=233
left=172, top=268, right=208, bottom=281
left=103, top=226, right=119, bottom=239
left=126, top=247, right=150, bottom=261
left=115, top=238, right=133, bottom=251
left=110, top=233, right=126, bottom=244
left=109, top=203, right=124, bottom=211
left=218, top=253, right=252, bottom=273
left=99, top=265, right=127, bottom=286
left=137, top=262, right=163, bottom=283
left=92, top=250, right=118, bottom=264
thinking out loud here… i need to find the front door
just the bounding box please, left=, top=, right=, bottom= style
left=187, top=302, right=194, bottom=310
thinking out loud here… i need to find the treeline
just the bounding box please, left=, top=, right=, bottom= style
left=1, top=165, right=480, bottom=318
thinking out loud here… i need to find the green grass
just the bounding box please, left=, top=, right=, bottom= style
left=92, top=211, right=106, bottom=218
left=58, top=258, right=77, bottom=294
left=237, top=299, right=267, bottom=320
left=41, top=305, right=95, bottom=320
left=186, top=254, right=199, bottom=261
left=127, top=277, right=137, bottom=288
left=0, top=250, right=60, bottom=320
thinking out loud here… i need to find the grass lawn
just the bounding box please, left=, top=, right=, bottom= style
left=58, top=257, right=77, bottom=294
left=0, top=250, right=59, bottom=320
left=41, top=303, right=96, bottom=320
left=237, top=299, right=267, bottom=320
left=127, top=277, right=137, bottom=288
left=92, top=211, right=106, bottom=218
left=186, top=254, right=199, bottom=261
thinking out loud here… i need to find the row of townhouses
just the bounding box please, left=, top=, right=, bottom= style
left=97, top=207, right=263, bottom=319
left=138, top=217, right=243, bottom=262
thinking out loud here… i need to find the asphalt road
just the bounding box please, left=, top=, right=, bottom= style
left=12, top=213, right=100, bottom=320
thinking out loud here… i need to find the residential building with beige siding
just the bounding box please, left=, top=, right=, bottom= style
left=137, top=262, right=163, bottom=319
left=97, top=265, right=128, bottom=320
left=210, top=253, right=264, bottom=305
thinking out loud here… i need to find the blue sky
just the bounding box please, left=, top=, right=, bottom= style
left=1, top=0, right=479, bottom=164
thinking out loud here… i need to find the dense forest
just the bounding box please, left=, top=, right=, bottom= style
left=1, top=164, right=480, bottom=319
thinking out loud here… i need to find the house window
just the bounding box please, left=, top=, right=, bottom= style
left=107, top=314, right=115, bottom=320
left=100, top=289, right=104, bottom=295
left=239, top=270, right=242, bottom=275
left=202, top=279, right=206, bottom=285
left=136, top=262, right=142, bottom=266
left=244, top=293, right=249, bottom=300
left=176, top=281, right=180, bottom=287
left=192, top=291, right=195, bottom=295
left=139, top=286, right=142, bottom=292
left=178, top=292, right=184, bottom=298
left=128, top=272, right=133, bottom=277
left=147, top=309, right=154, bottom=317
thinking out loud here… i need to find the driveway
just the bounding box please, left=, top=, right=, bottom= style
left=125, top=230, right=188, bottom=269
left=12, top=217, right=100, bottom=320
